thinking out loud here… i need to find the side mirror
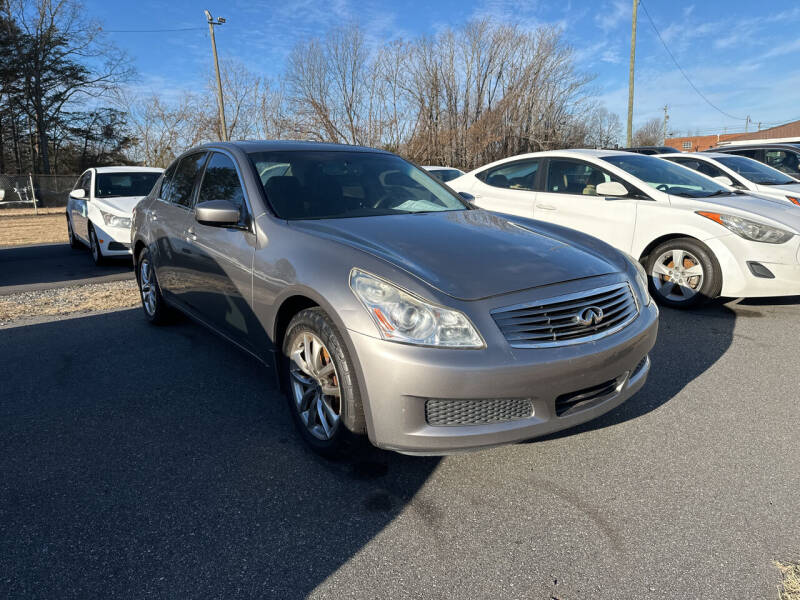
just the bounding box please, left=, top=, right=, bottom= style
left=596, top=181, right=628, bottom=197
left=458, top=191, right=476, bottom=207
left=713, top=176, right=733, bottom=187
left=70, top=189, right=86, bottom=199
left=195, top=199, right=241, bottom=227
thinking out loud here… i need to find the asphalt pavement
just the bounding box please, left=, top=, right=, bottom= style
left=0, top=243, right=133, bottom=295
left=1, top=297, right=799, bottom=599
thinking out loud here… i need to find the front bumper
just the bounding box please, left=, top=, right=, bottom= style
left=348, top=300, right=659, bottom=454
left=705, top=234, right=800, bottom=297
left=91, top=222, right=132, bottom=256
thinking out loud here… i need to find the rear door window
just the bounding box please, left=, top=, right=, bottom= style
left=166, top=153, right=208, bottom=208
left=477, top=160, right=539, bottom=191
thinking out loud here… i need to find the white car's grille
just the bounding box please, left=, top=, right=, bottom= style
left=491, top=282, right=638, bottom=348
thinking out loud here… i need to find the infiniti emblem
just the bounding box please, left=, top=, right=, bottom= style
left=575, top=306, right=604, bottom=326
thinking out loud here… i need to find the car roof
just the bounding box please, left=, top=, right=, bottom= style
left=711, top=143, right=800, bottom=151
left=658, top=152, right=729, bottom=159
left=200, top=140, right=391, bottom=154
left=94, top=166, right=163, bottom=173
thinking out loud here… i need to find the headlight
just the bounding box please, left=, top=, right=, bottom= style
left=786, top=196, right=800, bottom=206
left=99, top=210, right=131, bottom=229
left=623, top=252, right=652, bottom=306
left=696, top=211, right=794, bottom=244
left=349, top=269, right=485, bottom=348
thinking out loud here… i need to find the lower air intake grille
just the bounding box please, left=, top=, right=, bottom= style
left=425, top=398, right=533, bottom=426
left=555, top=376, right=624, bottom=417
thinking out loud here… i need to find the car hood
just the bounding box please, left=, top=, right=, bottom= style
left=94, top=196, right=145, bottom=216
left=678, top=193, right=800, bottom=232
left=754, top=182, right=800, bottom=195
left=288, top=210, right=619, bottom=301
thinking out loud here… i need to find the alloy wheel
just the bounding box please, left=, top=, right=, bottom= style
left=139, top=258, right=157, bottom=316
left=650, top=248, right=704, bottom=303
left=288, top=332, right=341, bottom=440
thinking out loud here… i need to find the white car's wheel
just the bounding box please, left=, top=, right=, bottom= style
left=645, top=238, right=721, bottom=309
left=89, top=225, right=106, bottom=266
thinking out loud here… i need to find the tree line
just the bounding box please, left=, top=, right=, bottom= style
left=1, top=0, right=666, bottom=175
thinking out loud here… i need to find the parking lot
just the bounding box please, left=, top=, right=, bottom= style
left=1, top=244, right=798, bottom=599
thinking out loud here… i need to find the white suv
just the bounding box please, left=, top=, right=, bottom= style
left=67, top=166, right=163, bottom=265
left=450, top=149, right=800, bottom=307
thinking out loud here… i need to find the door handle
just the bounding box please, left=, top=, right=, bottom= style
left=536, top=203, right=556, bottom=210
left=186, top=227, right=196, bottom=241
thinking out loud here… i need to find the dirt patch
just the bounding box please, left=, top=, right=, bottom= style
left=0, top=207, right=66, bottom=216
left=777, top=561, right=800, bottom=600
left=0, top=211, right=68, bottom=247
left=0, top=279, right=139, bottom=326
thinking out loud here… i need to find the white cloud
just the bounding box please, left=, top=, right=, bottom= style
left=594, top=0, right=629, bottom=31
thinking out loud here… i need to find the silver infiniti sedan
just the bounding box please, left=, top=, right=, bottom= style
left=131, top=141, right=659, bottom=456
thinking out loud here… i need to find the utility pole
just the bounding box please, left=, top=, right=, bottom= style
left=745, top=115, right=751, bottom=133
left=663, top=105, right=669, bottom=144
left=204, top=10, right=228, bottom=142
left=626, top=0, right=638, bottom=147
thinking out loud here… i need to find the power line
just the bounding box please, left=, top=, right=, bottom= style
left=637, top=0, right=748, bottom=122
left=100, top=26, right=205, bottom=33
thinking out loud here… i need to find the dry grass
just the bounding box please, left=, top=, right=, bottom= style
left=0, top=206, right=66, bottom=216
left=0, top=280, right=139, bottom=325
left=0, top=210, right=68, bottom=247
left=777, top=561, right=800, bottom=600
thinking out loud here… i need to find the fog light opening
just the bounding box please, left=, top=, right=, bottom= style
left=746, top=261, right=775, bottom=279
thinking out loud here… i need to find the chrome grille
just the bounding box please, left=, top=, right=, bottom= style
left=425, top=398, right=533, bottom=426
left=491, top=282, right=638, bottom=348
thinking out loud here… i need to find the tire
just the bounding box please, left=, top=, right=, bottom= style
left=645, top=237, right=721, bottom=309
left=66, top=216, right=82, bottom=249
left=282, top=307, right=366, bottom=457
left=88, top=225, right=106, bottom=266
left=136, top=247, right=173, bottom=325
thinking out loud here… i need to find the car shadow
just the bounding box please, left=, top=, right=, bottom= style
left=0, top=309, right=439, bottom=599
left=529, top=299, right=737, bottom=442
left=0, top=243, right=133, bottom=291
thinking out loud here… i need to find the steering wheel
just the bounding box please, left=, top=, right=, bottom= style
left=373, top=187, right=406, bottom=209
left=656, top=184, right=669, bottom=192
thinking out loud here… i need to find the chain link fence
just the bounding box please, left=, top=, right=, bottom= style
left=0, top=173, right=78, bottom=211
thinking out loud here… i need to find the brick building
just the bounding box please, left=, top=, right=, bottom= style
left=665, top=119, right=800, bottom=152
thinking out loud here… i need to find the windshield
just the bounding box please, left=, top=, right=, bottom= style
left=428, top=168, right=464, bottom=183
left=716, top=155, right=795, bottom=185
left=248, top=151, right=468, bottom=219
left=95, top=172, right=161, bottom=198
left=603, top=154, right=732, bottom=198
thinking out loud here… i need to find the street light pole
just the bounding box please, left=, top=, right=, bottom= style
left=626, top=0, right=638, bottom=147
left=204, top=10, right=228, bottom=142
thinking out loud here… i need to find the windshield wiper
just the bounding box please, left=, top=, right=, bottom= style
left=702, top=190, right=733, bottom=197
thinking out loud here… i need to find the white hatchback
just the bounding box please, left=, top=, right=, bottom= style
left=657, top=152, right=800, bottom=206
left=450, top=149, right=800, bottom=307
left=67, top=166, right=163, bottom=265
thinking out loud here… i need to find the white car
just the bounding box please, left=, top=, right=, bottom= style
left=450, top=149, right=800, bottom=307
left=67, top=166, right=163, bottom=264
left=657, top=152, right=800, bottom=206
left=422, top=166, right=466, bottom=183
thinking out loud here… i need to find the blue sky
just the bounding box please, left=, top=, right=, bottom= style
left=88, top=0, right=800, bottom=137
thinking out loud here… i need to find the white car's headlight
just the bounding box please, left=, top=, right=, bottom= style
left=99, top=210, right=131, bottom=229
left=623, top=252, right=652, bottom=306
left=696, top=211, right=794, bottom=244
left=349, top=269, right=485, bottom=348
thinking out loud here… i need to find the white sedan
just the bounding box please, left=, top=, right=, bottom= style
left=449, top=149, right=800, bottom=307
left=67, top=166, right=163, bottom=265
left=657, top=152, right=800, bottom=206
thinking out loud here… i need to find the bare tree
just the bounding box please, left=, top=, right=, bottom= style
left=632, top=117, right=664, bottom=146
left=1, top=0, right=133, bottom=173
